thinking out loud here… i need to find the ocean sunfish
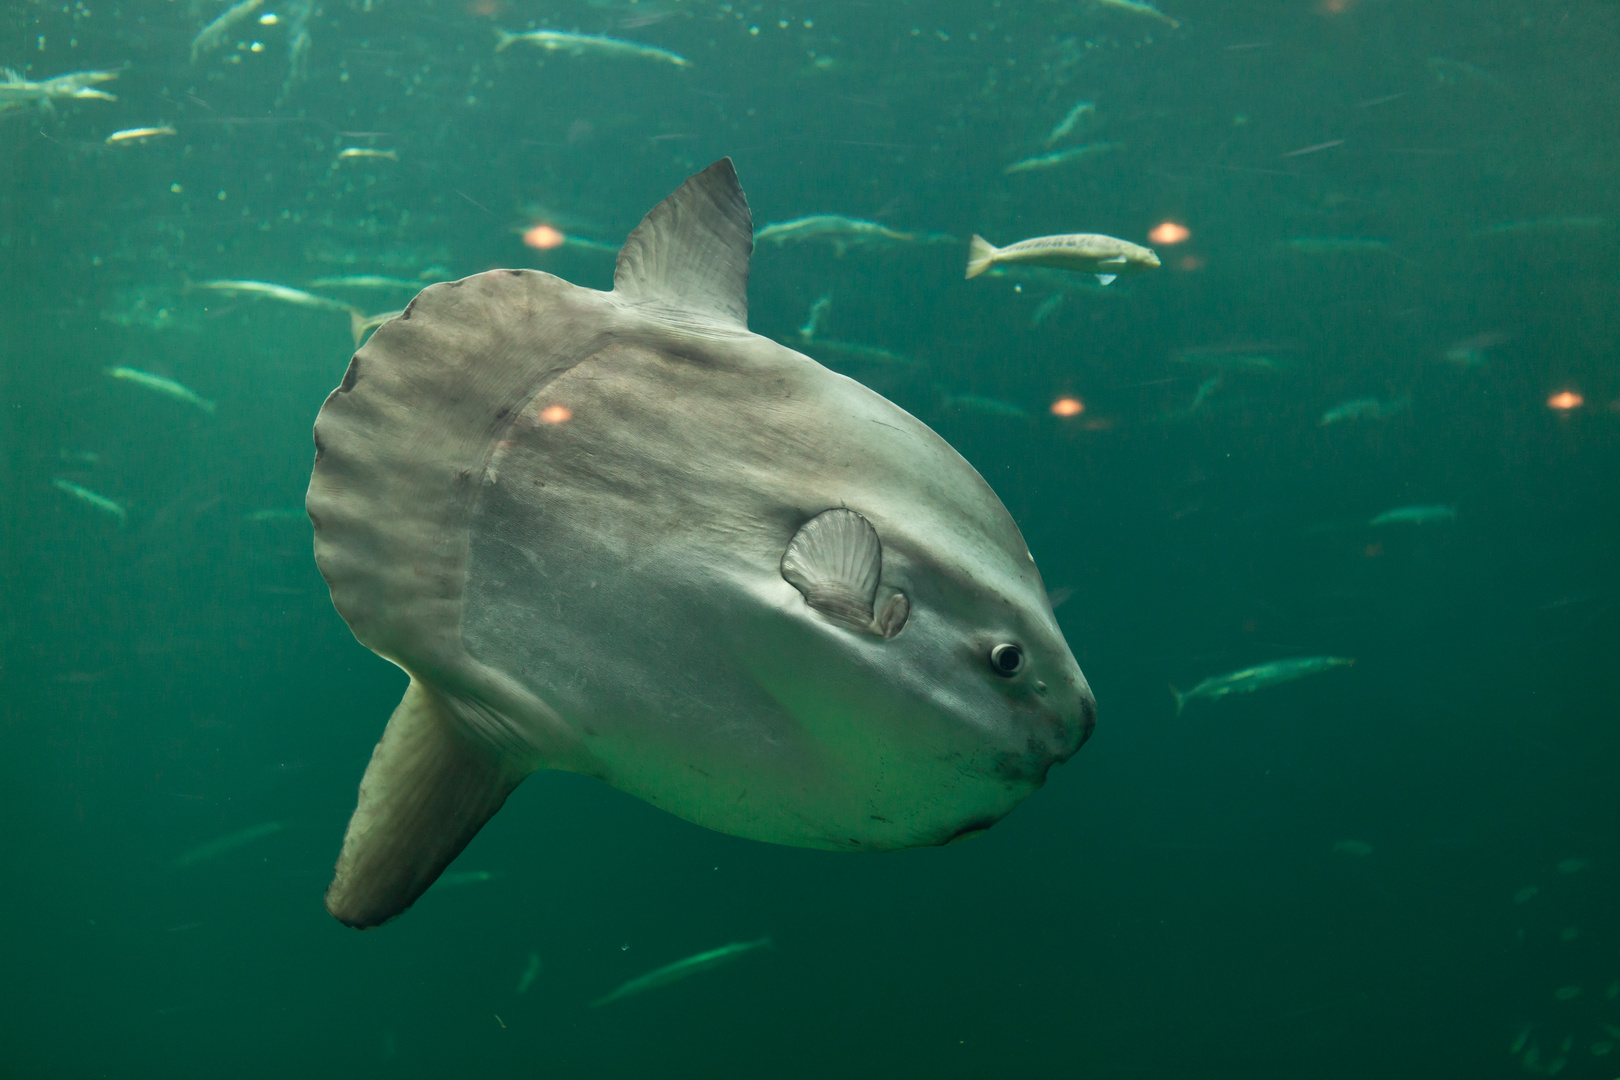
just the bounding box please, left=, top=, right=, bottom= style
left=307, top=159, right=1096, bottom=929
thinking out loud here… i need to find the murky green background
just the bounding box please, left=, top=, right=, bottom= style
left=3, top=0, right=1617, bottom=1076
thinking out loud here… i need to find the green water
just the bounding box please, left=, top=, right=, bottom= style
left=4, top=0, right=1618, bottom=1076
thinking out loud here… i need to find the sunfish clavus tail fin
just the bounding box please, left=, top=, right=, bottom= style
left=613, top=157, right=753, bottom=330
left=965, top=234, right=998, bottom=279
left=326, top=679, right=527, bottom=929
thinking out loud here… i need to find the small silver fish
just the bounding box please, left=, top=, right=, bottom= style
left=942, top=393, right=1031, bottom=420
left=1172, top=657, right=1354, bottom=715
left=105, top=125, right=176, bottom=145
left=306, top=275, right=424, bottom=290
left=1003, top=142, right=1118, bottom=175
left=967, top=232, right=1159, bottom=285
left=245, top=508, right=308, bottom=523
left=349, top=308, right=404, bottom=346
left=754, top=215, right=947, bottom=253
left=1368, top=505, right=1455, bottom=527
left=336, top=147, right=399, bottom=162
left=195, top=279, right=360, bottom=315
left=590, top=938, right=773, bottom=1007
left=516, top=952, right=541, bottom=994
left=1043, top=101, right=1096, bottom=148
left=1318, top=396, right=1410, bottom=426
left=174, top=821, right=285, bottom=867
left=191, top=0, right=265, bottom=64
left=1092, top=0, right=1180, bottom=28
left=0, top=66, right=118, bottom=111
left=106, top=366, right=215, bottom=414
left=53, top=479, right=127, bottom=524
left=494, top=29, right=691, bottom=67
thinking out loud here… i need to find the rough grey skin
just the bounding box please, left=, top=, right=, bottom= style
left=307, top=159, right=1096, bottom=929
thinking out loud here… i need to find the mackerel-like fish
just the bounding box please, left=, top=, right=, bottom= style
left=106, top=366, right=215, bottom=414
left=967, top=232, right=1160, bottom=285
left=105, top=125, right=176, bottom=145
left=191, top=0, right=265, bottom=64
left=1172, top=657, right=1353, bottom=715
left=195, top=279, right=360, bottom=314
left=495, top=29, right=691, bottom=67
left=1319, top=396, right=1410, bottom=426
left=174, top=821, right=285, bottom=867
left=1003, top=142, right=1119, bottom=175
left=754, top=215, right=953, bottom=253
left=0, top=66, right=118, bottom=111
left=53, top=479, right=127, bottom=524
left=1092, top=0, right=1180, bottom=28
left=1369, top=505, right=1455, bottom=527
left=1043, top=100, right=1096, bottom=148
left=590, top=938, right=773, bottom=1007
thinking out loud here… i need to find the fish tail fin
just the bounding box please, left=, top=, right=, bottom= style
left=349, top=307, right=367, bottom=347
left=494, top=29, right=517, bottom=51
left=200, top=398, right=217, bottom=415
left=965, top=235, right=997, bottom=279
left=1170, top=685, right=1185, bottom=717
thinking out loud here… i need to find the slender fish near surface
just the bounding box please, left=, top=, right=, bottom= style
left=1369, top=505, right=1455, bottom=527
left=590, top=938, right=774, bottom=1007
left=194, top=279, right=360, bottom=314
left=106, top=366, right=216, bottom=414
left=967, top=233, right=1160, bottom=285
left=191, top=0, right=265, bottom=64
left=350, top=308, right=404, bottom=346
left=1318, top=396, right=1411, bottom=425
left=1172, top=657, right=1354, bottom=715
left=1003, top=142, right=1119, bottom=175
left=53, top=479, right=127, bottom=524
left=173, top=821, right=286, bottom=867
left=105, top=125, right=176, bottom=145
left=754, top=215, right=952, bottom=252
left=307, top=275, right=425, bottom=291
left=1043, top=100, right=1096, bottom=148
left=495, top=29, right=691, bottom=67
left=1091, top=0, right=1180, bottom=28
left=516, top=953, right=541, bottom=994
left=336, top=147, right=398, bottom=161
left=0, top=66, right=118, bottom=111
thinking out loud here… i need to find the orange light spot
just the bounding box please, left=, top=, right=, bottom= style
left=1547, top=391, right=1583, bottom=411
left=1149, top=221, right=1190, bottom=245
left=522, top=224, right=566, bottom=250
left=1050, top=397, right=1084, bottom=417
left=1177, top=254, right=1205, bottom=272
left=539, top=405, right=572, bottom=423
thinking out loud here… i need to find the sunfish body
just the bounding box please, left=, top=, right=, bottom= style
left=307, top=160, right=1095, bottom=929
left=967, top=233, right=1159, bottom=285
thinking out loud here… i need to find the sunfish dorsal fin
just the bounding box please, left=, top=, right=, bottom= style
left=613, top=158, right=753, bottom=330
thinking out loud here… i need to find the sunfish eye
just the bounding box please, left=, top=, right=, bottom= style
left=989, top=643, right=1024, bottom=677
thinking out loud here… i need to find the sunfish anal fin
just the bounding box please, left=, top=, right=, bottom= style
left=613, top=158, right=753, bottom=331
left=325, top=679, right=526, bottom=929
left=782, top=508, right=903, bottom=635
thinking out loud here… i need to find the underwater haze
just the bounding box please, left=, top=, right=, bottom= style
left=3, top=0, right=1619, bottom=1076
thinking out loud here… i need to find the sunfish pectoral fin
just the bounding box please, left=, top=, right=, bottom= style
left=325, top=678, right=527, bottom=930
left=781, top=508, right=884, bottom=633
left=612, top=158, right=753, bottom=331
left=1095, top=274, right=1117, bottom=285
